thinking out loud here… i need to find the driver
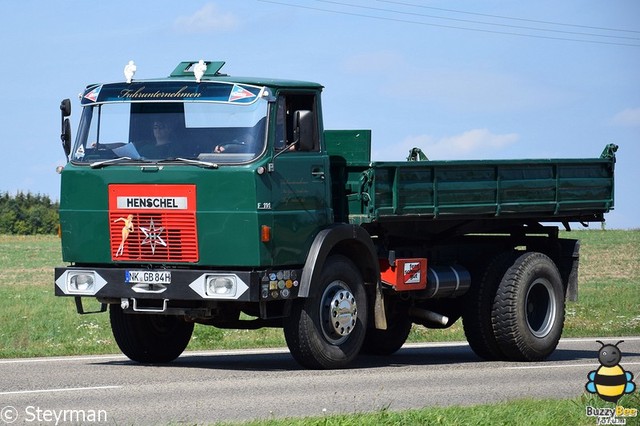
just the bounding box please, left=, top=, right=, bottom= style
left=138, top=116, right=182, bottom=158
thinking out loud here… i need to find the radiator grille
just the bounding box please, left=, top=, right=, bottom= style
left=108, top=184, right=198, bottom=263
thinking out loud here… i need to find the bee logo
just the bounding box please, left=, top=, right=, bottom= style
left=586, top=340, right=636, bottom=403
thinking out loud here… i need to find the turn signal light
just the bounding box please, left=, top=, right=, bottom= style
left=261, top=225, right=271, bottom=242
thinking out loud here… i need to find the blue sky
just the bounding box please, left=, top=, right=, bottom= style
left=1, top=1, right=638, bottom=228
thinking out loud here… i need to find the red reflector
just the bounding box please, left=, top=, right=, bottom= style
left=379, top=258, right=427, bottom=291
left=261, top=225, right=271, bottom=242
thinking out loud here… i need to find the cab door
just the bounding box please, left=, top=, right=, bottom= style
left=269, top=93, right=332, bottom=265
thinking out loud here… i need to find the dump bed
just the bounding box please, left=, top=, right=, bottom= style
left=326, top=130, right=617, bottom=226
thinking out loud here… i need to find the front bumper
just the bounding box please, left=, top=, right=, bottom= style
left=54, top=266, right=302, bottom=303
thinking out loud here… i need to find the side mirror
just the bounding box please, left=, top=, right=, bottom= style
left=61, top=118, right=71, bottom=157
left=60, top=99, right=72, bottom=158
left=293, top=110, right=314, bottom=152
left=60, top=98, right=71, bottom=118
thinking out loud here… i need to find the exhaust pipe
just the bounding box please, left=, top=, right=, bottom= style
left=408, top=307, right=449, bottom=326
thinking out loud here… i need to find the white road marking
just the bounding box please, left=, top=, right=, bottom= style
left=0, top=355, right=126, bottom=364
left=506, top=362, right=640, bottom=370
left=0, top=385, right=122, bottom=396
left=0, top=337, right=635, bottom=367
left=0, top=349, right=290, bottom=365
left=558, top=336, right=640, bottom=343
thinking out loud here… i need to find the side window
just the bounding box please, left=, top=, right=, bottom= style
left=275, top=93, right=319, bottom=152
left=274, top=97, right=287, bottom=151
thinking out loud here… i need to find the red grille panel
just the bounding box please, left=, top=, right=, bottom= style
left=108, top=184, right=198, bottom=263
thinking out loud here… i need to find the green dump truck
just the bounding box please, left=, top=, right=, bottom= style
left=55, top=61, right=617, bottom=369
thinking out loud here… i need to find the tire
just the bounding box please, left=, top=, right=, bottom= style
left=361, top=307, right=412, bottom=356
left=492, top=252, right=565, bottom=361
left=284, top=255, right=368, bottom=369
left=462, top=252, right=519, bottom=360
left=109, top=304, right=194, bottom=363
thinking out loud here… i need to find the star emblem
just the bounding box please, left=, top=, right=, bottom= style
left=140, top=218, right=167, bottom=255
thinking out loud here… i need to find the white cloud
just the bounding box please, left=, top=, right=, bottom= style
left=612, top=108, right=640, bottom=127
left=372, top=129, right=519, bottom=161
left=174, top=3, right=238, bottom=33
left=432, top=129, right=519, bottom=157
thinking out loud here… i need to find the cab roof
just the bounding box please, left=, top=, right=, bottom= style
left=80, top=61, right=324, bottom=105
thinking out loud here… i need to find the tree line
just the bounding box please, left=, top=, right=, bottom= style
left=0, top=192, right=59, bottom=234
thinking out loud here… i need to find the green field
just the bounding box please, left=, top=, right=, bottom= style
left=0, top=230, right=638, bottom=358
left=0, top=231, right=638, bottom=425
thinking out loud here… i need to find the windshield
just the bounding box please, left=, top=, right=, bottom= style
left=71, top=85, right=268, bottom=165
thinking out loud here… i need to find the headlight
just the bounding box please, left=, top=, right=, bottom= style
left=55, top=269, right=107, bottom=296
left=68, top=271, right=96, bottom=294
left=205, top=276, right=236, bottom=297
left=188, top=273, right=249, bottom=300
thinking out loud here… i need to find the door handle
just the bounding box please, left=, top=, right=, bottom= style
left=311, top=168, right=325, bottom=180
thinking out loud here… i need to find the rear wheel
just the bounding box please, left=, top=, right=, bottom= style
left=462, top=252, right=519, bottom=360
left=110, top=304, right=194, bottom=363
left=284, top=255, right=368, bottom=369
left=492, top=252, right=565, bottom=361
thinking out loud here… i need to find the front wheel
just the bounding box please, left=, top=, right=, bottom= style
left=462, top=252, right=519, bottom=360
left=284, top=255, right=368, bottom=369
left=110, top=304, right=194, bottom=363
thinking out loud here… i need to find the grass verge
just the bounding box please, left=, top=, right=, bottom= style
left=218, top=394, right=640, bottom=426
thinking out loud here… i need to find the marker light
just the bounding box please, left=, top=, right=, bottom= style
left=124, top=60, right=137, bottom=83
left=193, top=60, right=207, bottom=83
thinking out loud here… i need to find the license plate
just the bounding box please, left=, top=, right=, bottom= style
left=125, top=270, right=172, bottom=285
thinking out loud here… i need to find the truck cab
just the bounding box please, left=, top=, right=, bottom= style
left=60, top=61, right=332, bottom=270
left=56, top=61, right=365, bottom=366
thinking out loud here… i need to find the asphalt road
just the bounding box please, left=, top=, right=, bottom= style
left=0, top=337, right=639, bottom=425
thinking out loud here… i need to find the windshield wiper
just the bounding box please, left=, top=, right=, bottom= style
left=171, top=157, right=219, bottom=169
left=91, top=156, right=218, bottom=169
left=90, top=157, right=153, bottom=169
left=90, top=157, right=132, bottom=169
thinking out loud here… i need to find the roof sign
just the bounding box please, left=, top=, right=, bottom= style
left=80, top=81, right=263, bottom=105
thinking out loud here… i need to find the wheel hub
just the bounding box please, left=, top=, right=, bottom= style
left=525, top=278, right=557, bottom=338
left=320, top=281, right=358, bottom=344
left=330, top=290, right=357, bottom=336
